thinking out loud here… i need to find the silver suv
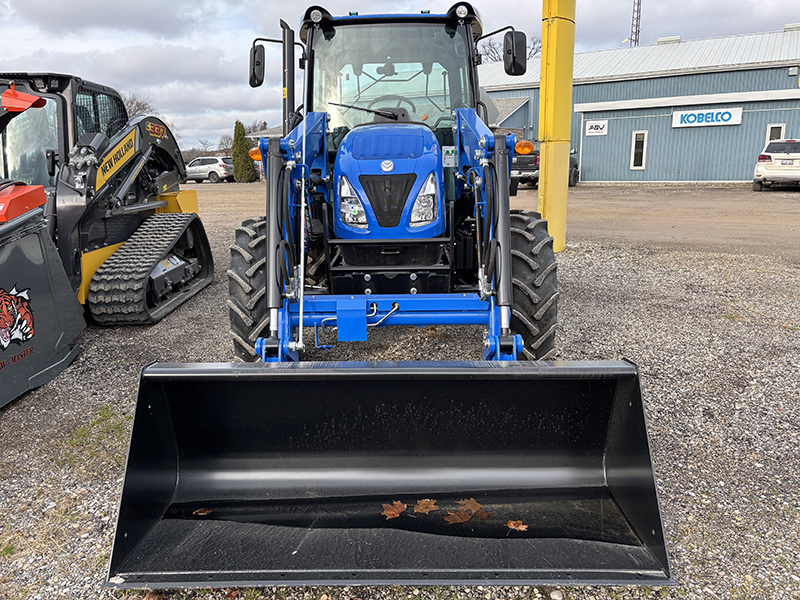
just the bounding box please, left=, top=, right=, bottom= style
left=753, top=139, right=800, bottom=191
left=186, top=156, right=234, bottom=183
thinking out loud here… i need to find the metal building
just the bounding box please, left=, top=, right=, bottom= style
left=479, top=24, right=800, bottom=182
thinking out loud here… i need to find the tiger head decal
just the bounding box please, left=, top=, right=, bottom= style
left=0, top=286, right=34, bottom=350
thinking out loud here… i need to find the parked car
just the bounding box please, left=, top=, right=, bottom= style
left=221, top=156, right=261, bottom=180
left=753, top=139, right=800, bottom=191
left=511, top=143, right=579, bottom=187
left=186, top=156, right=234, bottom=183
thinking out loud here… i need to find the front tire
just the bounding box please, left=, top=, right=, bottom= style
left=228, top=217, right=269, bottom=361
left=509, top=210, right=558, bottom=359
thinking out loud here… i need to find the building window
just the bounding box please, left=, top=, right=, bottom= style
left=766, top=123, right=785, bottom=145
left=630, top=130, right=648, bottom=170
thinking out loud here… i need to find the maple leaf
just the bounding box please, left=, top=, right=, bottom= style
left=414, top=499, right=439, bottom=514
left=505, top=519, right=529, bottom=532
left=473, top=508, right=491, bottom=520
left=143, top=593, right=165, bottom=600
left=381, top=500, right=407, bottom=519
left=443, top=509, right=473, bottom=524
left=225, top=590, right=240, bottom=599
left=193, top=507, right=213, bottom=516
left=457, top=497, right=483, bottom=514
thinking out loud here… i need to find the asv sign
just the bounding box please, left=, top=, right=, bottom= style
left=673, top=107, right=743, bottom=128
left=585, top=119, right=608, bottom=136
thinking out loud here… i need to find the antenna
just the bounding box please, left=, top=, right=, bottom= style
left=631, top=0, right=642, bottom=46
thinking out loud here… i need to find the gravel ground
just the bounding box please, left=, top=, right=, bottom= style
left=0, top=183, right=798, bottom=600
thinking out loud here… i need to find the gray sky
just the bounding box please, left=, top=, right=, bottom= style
left=1, top=0, right=796, bottom=148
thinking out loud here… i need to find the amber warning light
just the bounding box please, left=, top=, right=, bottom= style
left=515, top=140, right=534, bottom=155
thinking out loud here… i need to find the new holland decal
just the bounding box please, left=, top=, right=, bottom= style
left=96, top=128, right=137, bottom=190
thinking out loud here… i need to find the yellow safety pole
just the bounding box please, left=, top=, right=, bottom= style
left=538, top=0, right=576, bottom=252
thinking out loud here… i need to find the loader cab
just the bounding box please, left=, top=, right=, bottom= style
left=0, top=74, right=128, bottom=203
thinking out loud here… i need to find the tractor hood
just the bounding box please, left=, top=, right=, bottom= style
left=333, top=123, right=446, bottom=239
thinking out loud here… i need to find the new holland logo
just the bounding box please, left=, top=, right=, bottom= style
left=0, top=285, right=34, bottom=350
left=381, top=160, right=394, bottom=172
left=96, top=129, right=137, bottom=190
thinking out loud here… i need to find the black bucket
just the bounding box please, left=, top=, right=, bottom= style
left=0, top=207, right=84, bottom=409
left=108, top=360, right=674, bottom=588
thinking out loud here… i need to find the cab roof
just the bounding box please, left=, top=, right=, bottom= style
left=299, top=3, right=482, bottom=44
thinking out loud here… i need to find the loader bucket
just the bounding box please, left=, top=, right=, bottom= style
left=0, top=205, right=85, bottom=409
left=108, top=361, right=674, bottom=588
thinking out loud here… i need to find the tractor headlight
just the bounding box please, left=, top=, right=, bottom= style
left=339, top=176, right=368, bottom=229
left=410, top=173, right=437, bottom=227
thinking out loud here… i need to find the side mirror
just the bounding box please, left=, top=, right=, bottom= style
left=250, top=45, right=265, bottom=88
left=503, top=31, right=527, bottom=76
left=46, top=149, right=58, bottom=177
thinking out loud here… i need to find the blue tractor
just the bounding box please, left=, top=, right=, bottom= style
left=228, top=4, right=556, bottom=362
left=107, top=4, right=673, bottom=590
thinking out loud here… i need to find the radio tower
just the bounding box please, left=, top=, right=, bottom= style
left=630, top=0, right=642, bottom=46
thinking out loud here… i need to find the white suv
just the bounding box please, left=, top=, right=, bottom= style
left=186, top=156, right=234, bottom=183
left=753, top=139, right=800, bottom=191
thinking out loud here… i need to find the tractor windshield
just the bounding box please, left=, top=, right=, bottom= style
left=310, top=21, right=473, bottom=131
left=0, top=94, right=60, bottom=188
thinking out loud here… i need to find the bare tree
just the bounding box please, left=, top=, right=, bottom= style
left=244, top=120, right=268, bottom=135
left=121, top=91, right=161, bottom=118
left=526, top=37, right=542, bottom=59
left=479, top=36, right=542, bottom=63
left=198, top=139, right=215, bottom=153
left=218, top=133, right=234, bottom=152
left=120, top=90, right=181, bottom=140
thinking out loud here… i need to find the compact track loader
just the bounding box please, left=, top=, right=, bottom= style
left=0, top=74, right=214, bottom=408
left=109, top=4, right=673, bottom=589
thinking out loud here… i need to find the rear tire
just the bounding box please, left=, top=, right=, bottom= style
left=509, top=210, right=558, bottom=360
left=228, top=217, right=269, bottom=361
left=569, top=167, right=579, bottom=187
left=209, top=171, right=220, bottom=183
left=753, top=179, right=763, bottom=192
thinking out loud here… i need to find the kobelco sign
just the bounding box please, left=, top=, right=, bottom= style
left=672, top=107, right=743, bottom=128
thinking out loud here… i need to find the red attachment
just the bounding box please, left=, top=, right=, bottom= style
left=758, top=154, right=772, bottom=163
left=1, top=82, right=47, bottom=113
left=536, top=153, right=540, bottom=166
left=0, top=183, right=47, bottom=223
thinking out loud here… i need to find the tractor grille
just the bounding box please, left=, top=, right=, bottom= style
left=359, top=174, right=417, bottom=228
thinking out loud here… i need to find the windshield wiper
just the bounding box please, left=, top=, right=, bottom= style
left=329, top=102, right=398, bottom=121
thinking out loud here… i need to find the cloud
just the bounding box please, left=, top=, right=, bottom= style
left=2, top=0, right=797, bottom=147
left=7, top=0, right=211, bottom=36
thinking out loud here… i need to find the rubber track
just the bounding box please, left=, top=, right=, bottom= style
left=88, top=213, right=212, bottom=325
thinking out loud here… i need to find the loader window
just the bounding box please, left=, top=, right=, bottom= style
left=76, top=88, right=128, bottom=140
left=310, top=22, right=473, bottom=131
left=0, top=96, right=60, bottom=188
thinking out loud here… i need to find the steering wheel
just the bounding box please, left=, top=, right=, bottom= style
left=367, top=95, right=417, bottom=113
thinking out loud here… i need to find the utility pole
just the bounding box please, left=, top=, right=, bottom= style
left=631, top=0, right=642, bottom=46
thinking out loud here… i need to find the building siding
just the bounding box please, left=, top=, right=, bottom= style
left=579, top=101, right=800, bottom=181
left=486, top=65, right=800, bottom=181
